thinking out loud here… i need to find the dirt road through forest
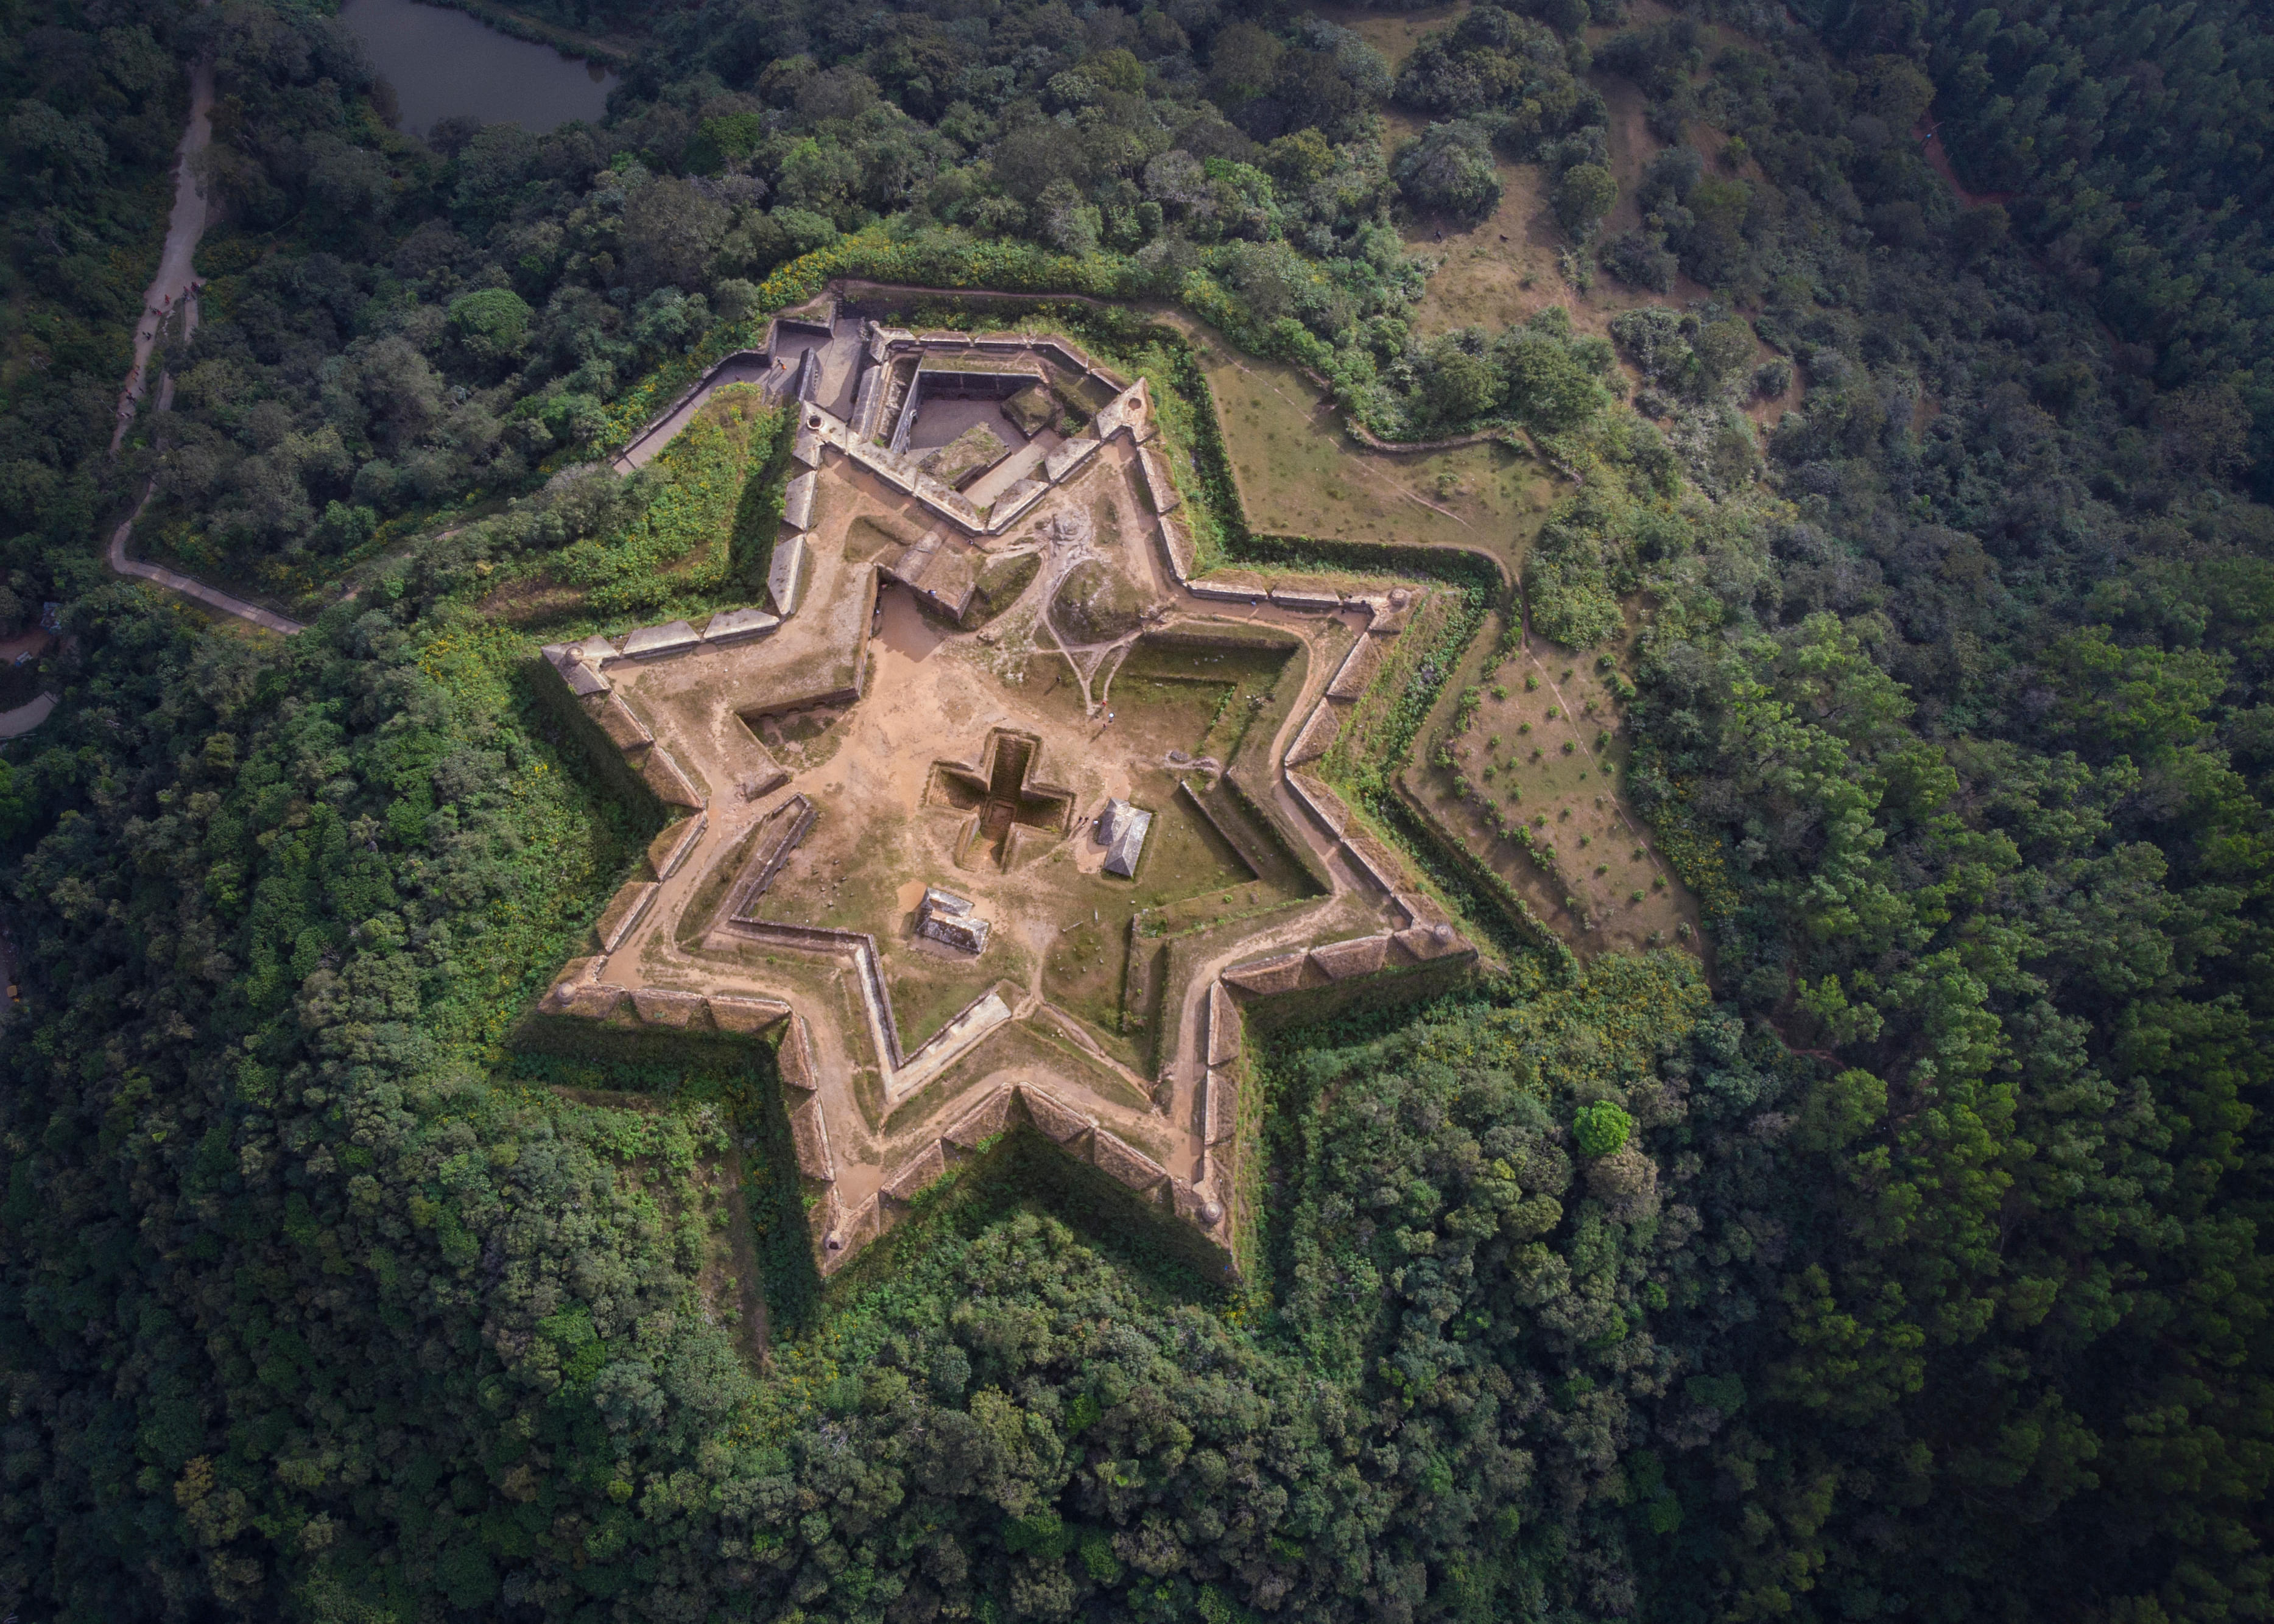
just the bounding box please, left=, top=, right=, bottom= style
left=105, top=54, right=306, bottom=636
left=114, top=56, right=213, bottom=452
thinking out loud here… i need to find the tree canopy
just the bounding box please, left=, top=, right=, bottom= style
left=2, top=0, right=2273, bottom=1620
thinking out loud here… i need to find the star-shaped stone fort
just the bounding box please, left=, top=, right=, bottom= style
left=530, top=295, right=1477, bottom=1278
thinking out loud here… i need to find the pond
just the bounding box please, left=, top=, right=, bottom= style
left=337, top=0, right=617, bottom=138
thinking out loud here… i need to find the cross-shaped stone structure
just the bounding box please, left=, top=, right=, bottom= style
left=927, top=728, right=1075, bottom=870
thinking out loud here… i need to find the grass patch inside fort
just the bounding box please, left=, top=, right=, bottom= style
left=964, top=552, right=1040, bottom=627
left=485, top=384, right=789, bottom=628
left=967, top=632, right=1315, bottom=1065
left=1188, top=337, right=1553, bottom=564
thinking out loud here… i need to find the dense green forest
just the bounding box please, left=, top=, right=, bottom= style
left=2, top=0, right=2272, bottom=1620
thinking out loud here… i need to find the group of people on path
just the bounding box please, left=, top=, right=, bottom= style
left=114, top=279, right=205, bottom=439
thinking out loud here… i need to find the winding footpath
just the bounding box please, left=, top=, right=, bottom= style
left=107, top=54, right=306, bottom=638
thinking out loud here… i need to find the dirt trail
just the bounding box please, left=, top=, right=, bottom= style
left=114, top=56, right=213, bottom=452
left=105, top=52, right=306, bottom=638
left=0, top=694, right=55, bottom=739
left=107, top=493, right=306, bottom=636
left=1917, top=122, right=2019, bottom=210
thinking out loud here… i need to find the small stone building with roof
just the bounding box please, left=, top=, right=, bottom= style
left=1099, top=798, right=1153, bottom=878
left=915, top=887, right=990, bottom=953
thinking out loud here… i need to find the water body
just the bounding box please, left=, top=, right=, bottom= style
left=337, top=0, right=616, bottom=138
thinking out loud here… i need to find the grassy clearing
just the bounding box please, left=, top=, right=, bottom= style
left=891, top=957, right=1023, bottom=1057
left=1040, top=788, right=1259, bottom=1046
left=1011, top=636, right=1317, bottom=1063
left=484, top=385, right=789, bottom=630
left=1043, top=909, right=1138, bottom=1043
left=964, top=552, right=1040, bottom=627
left=1318, top=2, right=1469, bottom=66
left=1362, top=13, right=1786, bottom=427
left=1191, top=337, right=1551, bottom=566
left=1395, top=85, right=1716, bottom=345
left=1412, top=623, right=1701, bottom=955
left=1399, top=136, right=1568, bottom=337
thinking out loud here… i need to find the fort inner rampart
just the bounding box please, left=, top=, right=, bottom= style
left=531, top=297, right=1479, bottom=1279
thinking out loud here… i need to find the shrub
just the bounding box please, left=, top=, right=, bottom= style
left=1692, top=317, right=1759, bottom=393
left=1392, top=121, right=1504, bottom=221
left=1500, top=325, right=1614, bottom=432
left=1530, top=0, right=1593, bottom=35
left=1420, top=340, right=1505, bottom=427
left=1526, top=489, right=1631, bottom=649
left=447, top=287, right=533, bottom=369
left=1573, top=1100, right=1633, bottom=1158
left=1552, top=163, right=1617, bottom=236
left=1601, top=229, right=1677, bottom=292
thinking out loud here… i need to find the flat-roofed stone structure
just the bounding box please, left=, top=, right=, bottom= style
left=915, top=887, right=991, bottom=954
